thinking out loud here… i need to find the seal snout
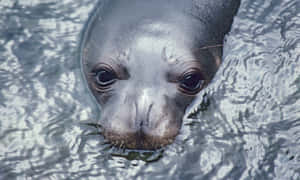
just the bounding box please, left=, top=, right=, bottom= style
left=103, top=94, right=181, bottom=150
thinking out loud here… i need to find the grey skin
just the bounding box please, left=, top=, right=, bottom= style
left=81, top=0, right=240, bottom=150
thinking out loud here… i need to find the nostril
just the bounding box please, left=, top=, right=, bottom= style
left=135, top=103, right=154, bottom=128
left=139, top=120, right=143, bottom=127
left=145, top=103, right=154, bottom=126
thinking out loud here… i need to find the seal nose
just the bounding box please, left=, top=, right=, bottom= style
left=130, top=88, right=179, bottom=149
left=135, top=89, right=153, bottom=128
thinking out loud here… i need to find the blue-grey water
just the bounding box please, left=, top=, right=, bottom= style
left=0, top=0, right=299, bottom=179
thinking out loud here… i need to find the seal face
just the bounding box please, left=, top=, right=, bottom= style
left=81, top=0, right=240, bottom=150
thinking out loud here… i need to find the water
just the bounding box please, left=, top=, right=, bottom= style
left=0, top=0, right=299, bottom=179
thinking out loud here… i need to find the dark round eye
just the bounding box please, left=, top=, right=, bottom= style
left=94, top=68, right=117, bottom=86
left=179, top=71, right=205, bottom=95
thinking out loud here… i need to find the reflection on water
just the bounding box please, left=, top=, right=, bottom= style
left=0, top=0, right=299, bottom=179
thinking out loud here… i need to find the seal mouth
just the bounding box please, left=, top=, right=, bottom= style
left=103, top=129, right=176, bottom=150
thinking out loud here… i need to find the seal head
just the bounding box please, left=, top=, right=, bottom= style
left=82, top=0, right=240, bottom=149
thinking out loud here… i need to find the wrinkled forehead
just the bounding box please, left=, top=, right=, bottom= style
left=83, top=1, right=213, bottom=70
left=86, top=22, right=207, bottom=67
left=112, top=20, right=199, bottom=63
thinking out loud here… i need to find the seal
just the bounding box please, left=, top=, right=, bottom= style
left=81, top=0, right=240, bottom=150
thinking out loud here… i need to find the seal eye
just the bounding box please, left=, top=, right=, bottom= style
left=94, top=69, right=117, bottom=86
left=179, top=71, right=205, bottom=95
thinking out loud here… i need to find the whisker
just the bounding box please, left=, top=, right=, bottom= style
left=198, top=44, right=223, bottom=50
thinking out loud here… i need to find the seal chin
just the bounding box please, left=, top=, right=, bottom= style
left=103, top=127, right=178, bottom=150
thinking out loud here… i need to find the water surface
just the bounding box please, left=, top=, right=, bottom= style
left=0, top=0, right=299, bottom=179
